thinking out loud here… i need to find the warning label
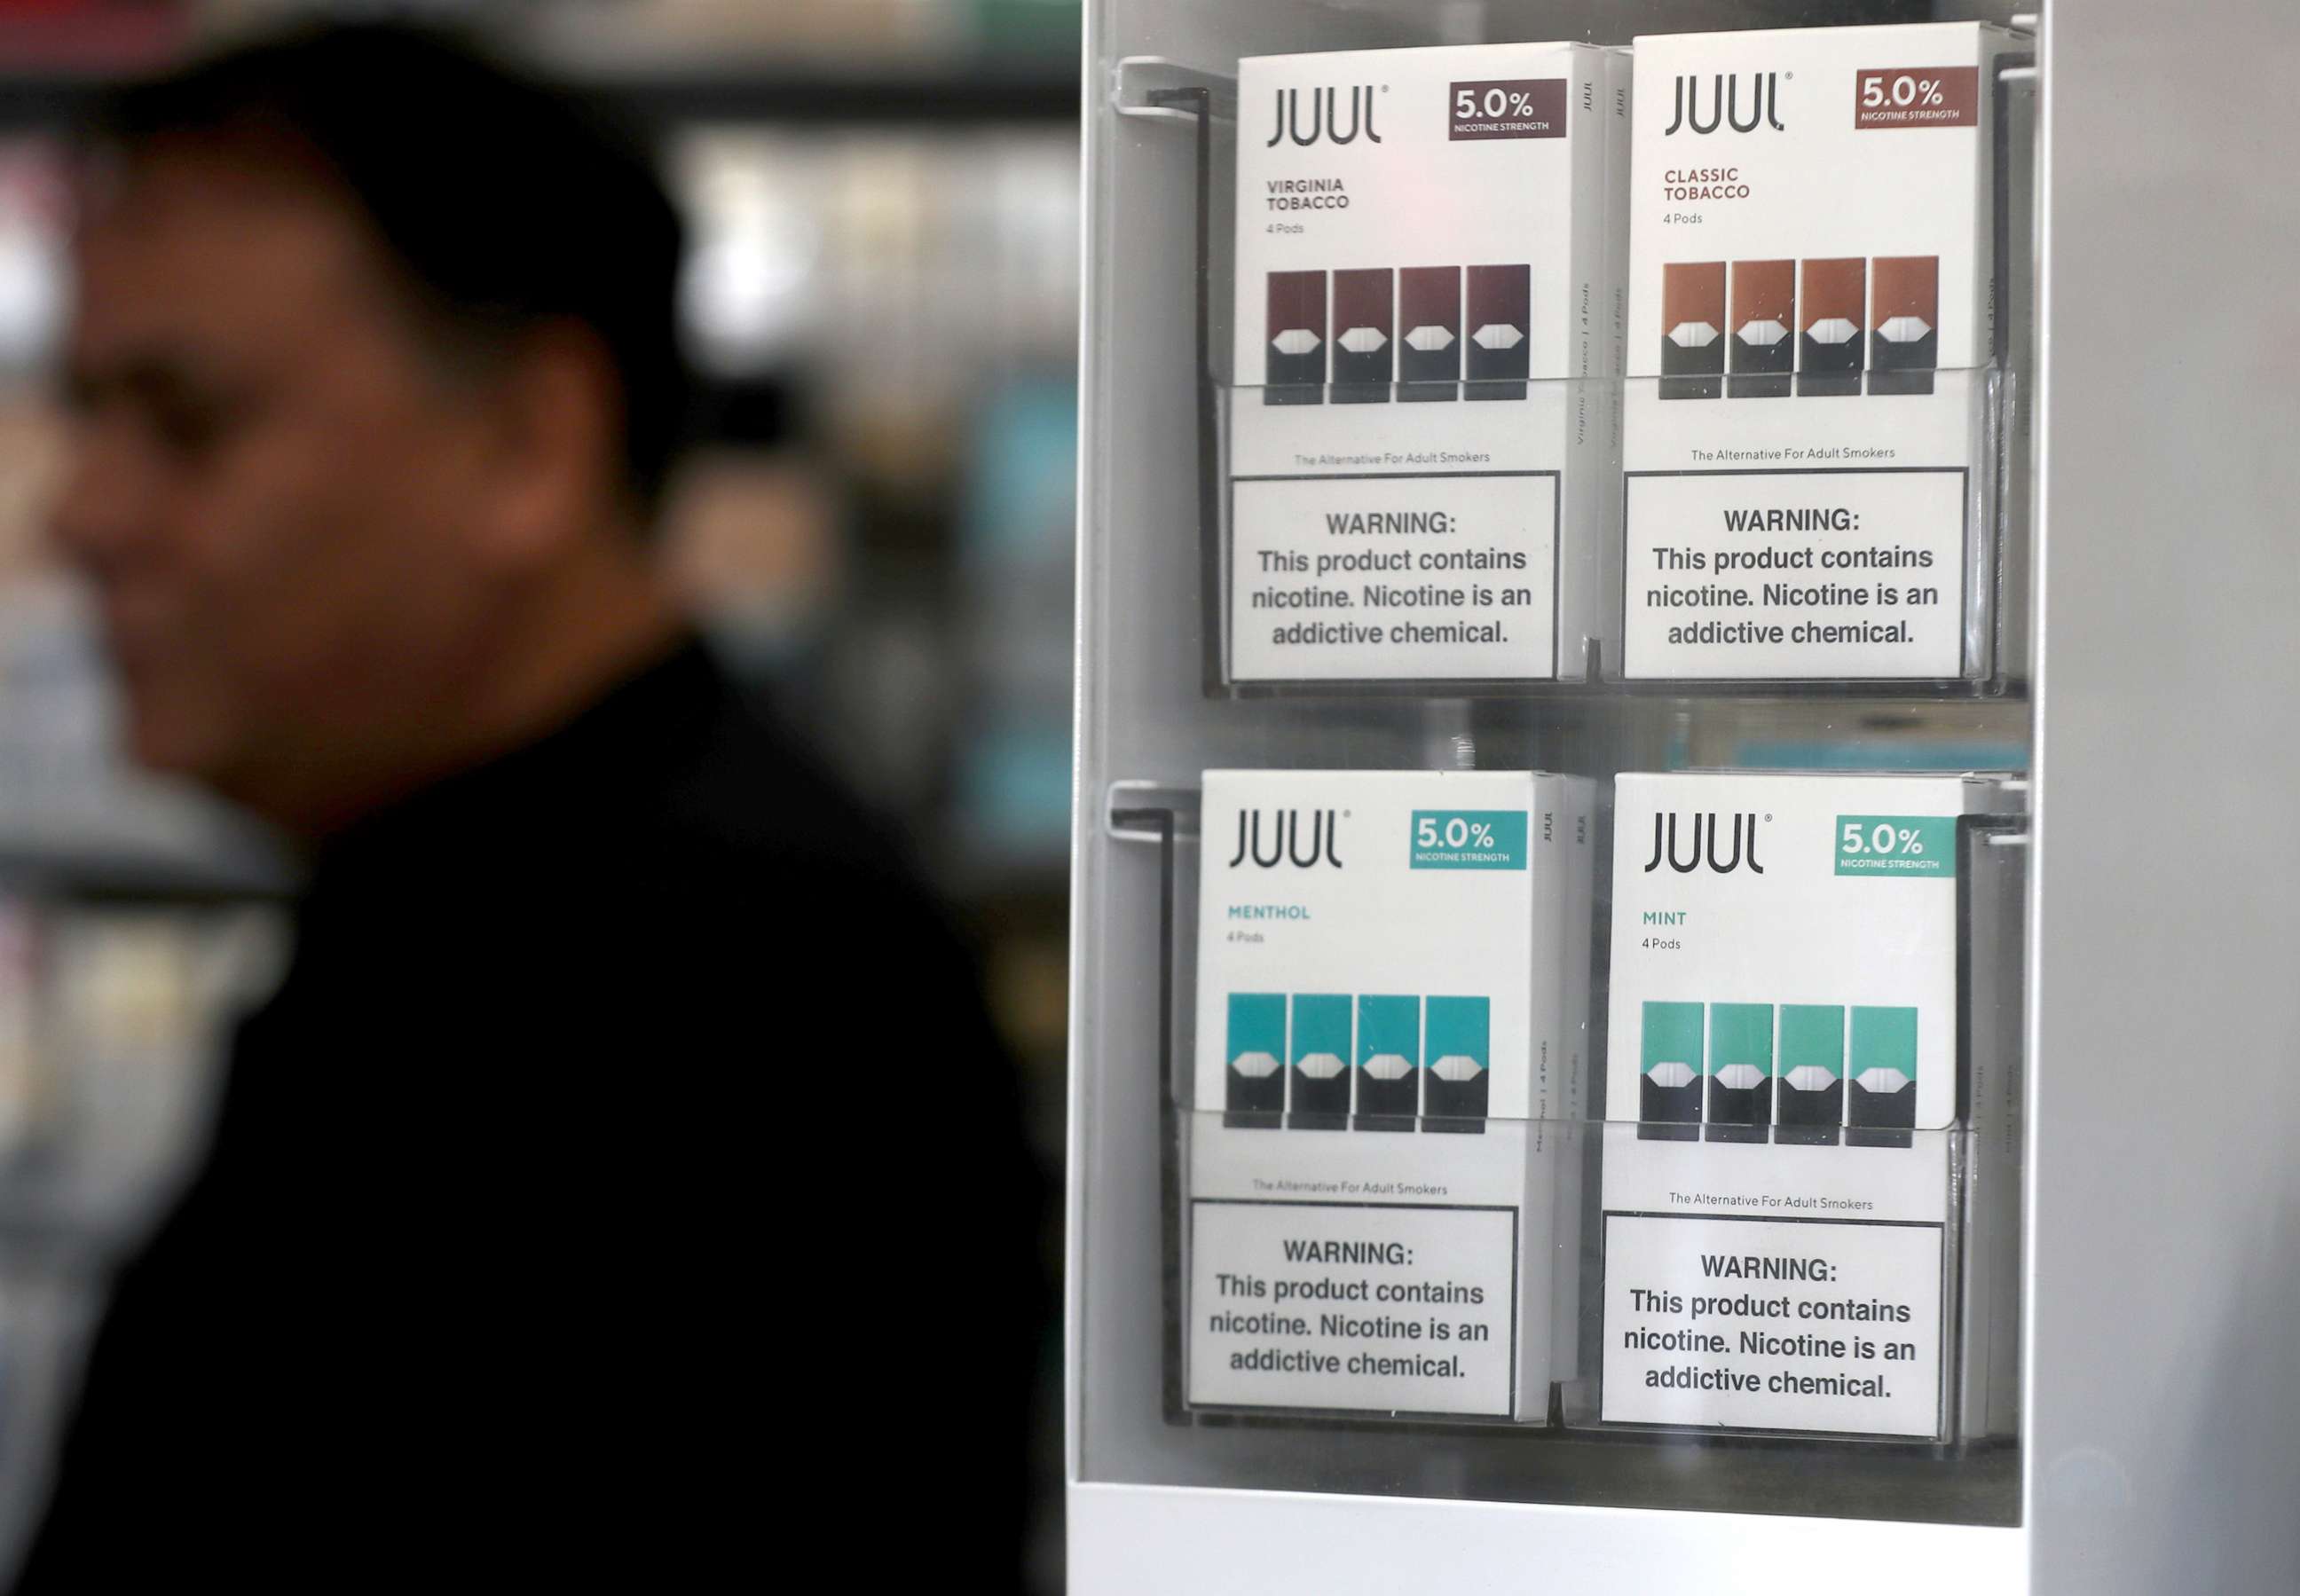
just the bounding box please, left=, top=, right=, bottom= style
left=1622, top=468, right=1965, bottom=680
left=1601, top=1212, right=1943, bottom=1436
left=1188, top=1199, right=1518, bottom=1417
left=1230, top=473, right=1557, bottom=681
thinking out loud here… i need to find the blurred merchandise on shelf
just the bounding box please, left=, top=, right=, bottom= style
left=0, top=146, right=67, bottom=378
left=672, top=123, right=1078, bottom=409
left=971, top=0, right=1083, bottom=54
left=0, top=891, right=283, bottom=1247
left=663, top=119, right=1080, bottom=893
left=1682, top=699, right=2032, bottom=774
left=0, top=906, right=36, bottom=1155
left=520, top=0, right=974, bottom=64
left=661, top=445, right=846, bottom=669
left=36, top=905, right=284, bottom=1242
left=953, top=375, right=1075, bottom=877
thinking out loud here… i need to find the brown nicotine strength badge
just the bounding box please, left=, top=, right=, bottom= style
left=1450, top=78, right=1569, bottom=140
left=1853, top=67, right=1979, bottom=129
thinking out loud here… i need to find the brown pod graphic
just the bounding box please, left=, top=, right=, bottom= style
left=1660, top=261, right=1724, bottom=400
left=1397, top=265, right=1461, bottom=402
left=1330, top=267, right=1394, bottom=405
left=1798, top=257, right=1865, bottom=397
left=1728, top=259, right=1794, bottom=398
left=1264, top=270, right=1326, bottom=405
left=1869, top=255, right=1938, bottom=396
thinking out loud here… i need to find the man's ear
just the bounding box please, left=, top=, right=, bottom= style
left=466, top=320, right=627, bottom=572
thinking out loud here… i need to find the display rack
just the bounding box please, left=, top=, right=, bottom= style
left=1092, top=14, right=2037, bottom=1512
left=1107, top=778, right=2025, bottom=1481
left=1114, top=51, right=2033, bottom=699
left=1070, top=1, right=2300, bottom=1592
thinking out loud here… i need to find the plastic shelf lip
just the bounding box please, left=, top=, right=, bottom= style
left=1212, top=373, right=2020, bottom=701
left=1112, top=56, right=1238, bottom=123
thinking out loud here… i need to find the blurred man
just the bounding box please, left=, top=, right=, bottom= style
left=20, top=26, right=1038, bottom=1587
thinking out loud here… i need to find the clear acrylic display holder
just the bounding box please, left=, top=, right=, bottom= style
left=1120, top=57, right=2036, bottom=701
left=1217, top=371, right=2012, bottom=694
left=1106, top=782, right=2027, bottom=1522
left=1080, top=35, right=2036, bottom=1533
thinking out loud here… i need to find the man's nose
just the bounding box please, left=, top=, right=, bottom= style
left=48, top=419, right=158, bottom=577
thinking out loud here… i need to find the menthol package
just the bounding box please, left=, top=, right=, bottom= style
left=1599, top=770, right=2019, bottom=1439
left=1620, top=23, right=2024, bottom=680
left=1226, top=43, right=1627, bottom=684
left=1185, top=769, right=1591, bottom=1421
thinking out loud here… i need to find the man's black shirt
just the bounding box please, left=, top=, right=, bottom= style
left=14, top=639, right=1041, bottom=1585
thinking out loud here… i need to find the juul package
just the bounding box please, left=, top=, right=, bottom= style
left=1620, top=24, right=2023, bottom=680
left=1185, top=770, right=1591, bottom=1421
left=1228, top=44, right=1627, bottom=685
left=1599, top=771, right=2020, bottom=1440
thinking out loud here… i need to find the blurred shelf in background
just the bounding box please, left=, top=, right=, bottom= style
left=0, top=0, right=1079, bottom=129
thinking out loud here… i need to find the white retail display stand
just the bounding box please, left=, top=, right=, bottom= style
left=1067, top=1, right=2300, bottom=1590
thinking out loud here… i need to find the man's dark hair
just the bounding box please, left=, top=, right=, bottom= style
left=98, top=23, right=691, bottom=518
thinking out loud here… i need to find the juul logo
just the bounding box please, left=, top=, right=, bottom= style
left=1642, top=812, right=1766, bottom=874
left=1265, top=86, right=1383, bottom=147
left=1228, top=808, right=1345, bottom=869
left=1663, top=73, right=1786, bottom=135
